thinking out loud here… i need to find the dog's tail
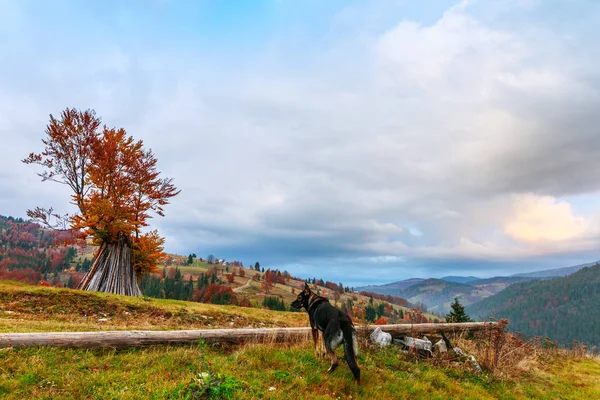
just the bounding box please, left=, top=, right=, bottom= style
left=341, top=320, right=360, bottom=383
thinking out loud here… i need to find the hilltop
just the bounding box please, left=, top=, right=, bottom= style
left=356, top=278, right=425, bottom=295
left=440, top=276, right=480, bottom=284
left=509, top=261, right=596, bottom=278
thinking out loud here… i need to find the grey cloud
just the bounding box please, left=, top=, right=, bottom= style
left=3, top=0, right=600, bottom=284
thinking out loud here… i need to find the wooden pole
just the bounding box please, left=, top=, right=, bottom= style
left=0, top=322, right=500, bottom=349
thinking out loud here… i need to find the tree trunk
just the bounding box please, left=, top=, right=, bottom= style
left=0, top=322, right=501, bottom=349
left=78, top=234, right=141, bottom=296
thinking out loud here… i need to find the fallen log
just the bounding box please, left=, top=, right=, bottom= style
left=368, top=321, right=499, bottom=337
left=0, top=322, right=500, bottom=349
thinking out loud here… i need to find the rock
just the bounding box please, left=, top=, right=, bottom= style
left=395, top=336, right=433, bottom=358
left=453, top=347, right=482, bottom=373
left=433, top=339, right=447, bottom=355
left=468, top=355, right=483, bottom=374
left=370, top=327, right=392, bottom=346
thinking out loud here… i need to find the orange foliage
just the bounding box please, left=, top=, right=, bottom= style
left=132, top=230, right=166, bottom=275
left=24, top=108, right=179, bottom=277
left=374, top=317, right=388, bottom=325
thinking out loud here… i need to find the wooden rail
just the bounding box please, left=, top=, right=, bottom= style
left=0, top=322, right=500, bottom=349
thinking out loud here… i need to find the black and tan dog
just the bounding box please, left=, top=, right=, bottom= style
left=291, top=283, right=360, bottom=382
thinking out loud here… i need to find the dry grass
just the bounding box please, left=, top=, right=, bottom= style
left=426, top=319, right=599, bottom=382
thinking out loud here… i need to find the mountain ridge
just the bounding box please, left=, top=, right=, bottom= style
left=467, top=263, right=600, bottom=346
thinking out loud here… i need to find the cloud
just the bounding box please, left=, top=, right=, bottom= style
left=504, top=195, right=588, bottom=243
left=2, top=0, right=600, bottom=285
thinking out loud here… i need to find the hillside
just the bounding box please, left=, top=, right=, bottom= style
left=398, top=279, right=475, bottom=314
left=467, top=264, right=600, bottom=347
left=0, top=215, right=86, bottom=285
left=2, top=281, right=600, bottom=399
left=151, top=262, right=438, bottom=324
left=355, top=261, right=597, bottom=314
left=358, top=277, right=515, bottom=314
left=395, top=277, right=540, bottom=314
left=356, top=278, right=425, bottom=295
left=0, top=214, right=426, bottom=325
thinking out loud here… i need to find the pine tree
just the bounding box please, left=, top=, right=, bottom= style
left=365, top=305, right=377, bottom=322
left=446, top=297, right=471, bottom=323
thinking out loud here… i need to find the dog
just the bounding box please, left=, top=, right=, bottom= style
left=291, top=283, right=360, bottom=382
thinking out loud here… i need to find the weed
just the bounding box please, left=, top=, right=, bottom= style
left=273, top=370, right=291, bottom=382
left=180, top=342, right=245, bottom=399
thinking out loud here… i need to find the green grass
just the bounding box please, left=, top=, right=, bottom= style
left=1, top=342, right=599, bottom=399
left=2, top=280, right=600, bottom=399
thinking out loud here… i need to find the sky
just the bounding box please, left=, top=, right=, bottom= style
left=2, top=0, right=600, bottom=286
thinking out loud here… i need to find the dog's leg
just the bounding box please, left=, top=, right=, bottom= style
left=319, top=332, right=326, bottom=358
left=353, top=333, right=360, bottom=367
left=326, top=347, right=339, bottom=373
left=311, top=328, right=321, bottom=357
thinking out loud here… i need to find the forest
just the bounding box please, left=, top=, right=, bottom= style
left=467, top=264, right=600, bottom=347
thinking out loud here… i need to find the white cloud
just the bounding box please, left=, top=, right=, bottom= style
left=504, top=195, right=588, bottom=243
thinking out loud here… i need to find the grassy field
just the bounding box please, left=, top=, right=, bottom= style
left=0, top=281, right=307, bottom=333
left=2, top=281, right=600, bottom=399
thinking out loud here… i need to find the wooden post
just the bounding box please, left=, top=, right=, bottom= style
left=0, top=322, right=499, bottom=349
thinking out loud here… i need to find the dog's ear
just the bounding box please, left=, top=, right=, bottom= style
left=304, top=282, right=310, bottom=291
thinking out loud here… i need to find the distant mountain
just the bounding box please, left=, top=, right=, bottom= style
left=510, top=261, right=599, bottom=278
left=470, top=276, right=536, bottom=286
left=360, top=276, right=542, bottom=314
left=440, top=276, right=480, bottom=284
left=356, top=260, right=600, bottom=315
left=398, top=279, right=474, bottom=314
left=467, top=263, right=600, bottom=347
left=356, top=278, right=424, bottom=296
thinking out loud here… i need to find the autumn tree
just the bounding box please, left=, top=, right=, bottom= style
left=23, top=108, right=179, bottom=296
